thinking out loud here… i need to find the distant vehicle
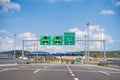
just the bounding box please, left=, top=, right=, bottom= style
left=19, top=55, right=28, bottom=60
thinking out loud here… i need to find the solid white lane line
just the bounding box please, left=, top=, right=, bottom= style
left=74, top=78, right=79, bottom=80
left=99, top=71, right=111, bottom=76
left=66, top=64, right=72, bottom=73
left=71, top=73, right=75, bottom=77
left=0, top=69, right=8, bottom=72
left=33, top=69, right=40, bottom=73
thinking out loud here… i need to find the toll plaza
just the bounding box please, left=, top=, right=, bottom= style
left=25, top=53, right=84, bottom=64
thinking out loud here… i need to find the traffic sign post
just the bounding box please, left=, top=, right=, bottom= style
left=40, top=36, right=51, bottom=45
left=64, top=32, right=75, bottom=45
left=52, top=36, right=63, bottom=45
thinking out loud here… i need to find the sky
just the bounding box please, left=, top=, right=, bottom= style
left=0, top=0, right=120, bottom=52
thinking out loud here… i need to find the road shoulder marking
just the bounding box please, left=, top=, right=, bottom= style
left=0, top=69, right=8, bottom=72
left=99, top=71, right=111, bottom=76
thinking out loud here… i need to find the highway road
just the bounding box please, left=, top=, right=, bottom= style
left=0, top=64, right=120, bottom=80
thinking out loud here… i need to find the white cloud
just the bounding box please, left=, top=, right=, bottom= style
left=112, top=0, right=120, bottom=6
left=0, top=0, right=20, bottom=13
left=0, top=37, right=14, bottom=51
left=69, top=27, right=86, bottom=39
left=68, top=25, right=113, bottom=50
left=18, top=32, right=37, bottom=40
left=88, top=25, right=113, bottom=43
left=18, top=32, right=37, bottom=48
left=115, top=1, right=120, bottom=6
left=0, top=30, right=7, bottom=33
left=100, top=10, right=116, bottom=15
left=0, top=32, right=37, bottom=51
left=89, top=25, right=105, bottom=32
left=0, top=26, right=114, bottom=52
left=47, top=0, right=56, bottom=3
left=47, top=0, right=79, bottom=3
left=69, top=25, right=106, bottom=40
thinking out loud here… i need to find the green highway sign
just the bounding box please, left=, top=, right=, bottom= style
left=40, top=32, right=75, bottom=46
left=52, top=36, right=63, bottom=45
left=64, top=32, right=75, bottom=45
left=40, top=36, right=51, bottom=45
left=75, top=58, right=82, bottom=61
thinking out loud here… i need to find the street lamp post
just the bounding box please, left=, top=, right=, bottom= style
left=86, top=23, right=90, bottom=63
left=14, top=34, right=16, bottom=63
left=85, top=35, right=87, bottom=63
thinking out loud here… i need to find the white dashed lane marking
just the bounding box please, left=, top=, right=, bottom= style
left=70, top=71, right=73, bottom=73
left=33, top=69, right=40, bottom=73
left=74, top=78, right=79, bottom=80
left=71, top=73, right=75, bottom=77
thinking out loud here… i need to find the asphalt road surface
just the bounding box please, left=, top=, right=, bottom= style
left=0, top=64, right=120, bottom=80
